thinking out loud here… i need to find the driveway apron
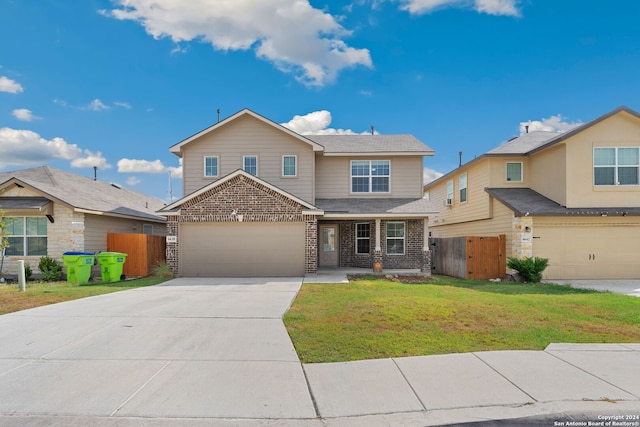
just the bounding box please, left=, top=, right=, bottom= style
left=0, top=278, right=317, bottom=420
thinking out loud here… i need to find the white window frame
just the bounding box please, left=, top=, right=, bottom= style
left=506, top=162, right=523, bottom=182
left=204, top=156, right=219, bottom=177
left=459, top=173, right=467, bottom=203
left=385, top=221, right=405, bottom=255
left=5, top=216, right=48, bottom=257
left=355, top=222, right=371, bottom=255
left=446, top=180, right=454, bottom=204
left=243, top=155, right=258, bottom=176
left=350, top=160, right=391, bottom=193
left=594, top=147, right=640, bottom=186
left=282, top=155, right=297, bottom=177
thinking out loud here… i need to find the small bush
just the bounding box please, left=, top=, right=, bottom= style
left=151, top=261, right=173, bottom=279
left=24, top=263, right=33, bottom=280
left=38, top=256, right=63, bottom=282
left=507, top=257, right=549, bottom=283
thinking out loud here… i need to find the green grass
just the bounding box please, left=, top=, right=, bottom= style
left=283, top=276, right=640, bottom=363
left=0, top=276, right=168, bottom=315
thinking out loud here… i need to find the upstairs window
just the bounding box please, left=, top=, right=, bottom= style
left=594, top=147, right=639, bottom=185
left=355, top=223, right=370, bottom=254
left=506, top=162, right=523, bottom=182
left=5, top=216, right=47, bottom=256
left=351, top=160, right=390, bottom=193
left=243, top=155, right=258, bottom=176
left=459, top=173, right=468, bottom=202
left=204, top=156, right=219, bottom=177
left=282, top=155, right=297, bottom=177
left=446, top=180, right=454, bottom=204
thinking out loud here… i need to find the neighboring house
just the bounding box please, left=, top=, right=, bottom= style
left=0, top=166, right=166, bottom=276
left=158, top=108, right=437, bottom=277
left=423, top=106, right=640, bottom=280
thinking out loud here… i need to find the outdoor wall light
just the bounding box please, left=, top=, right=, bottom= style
left=524, top=226, right=531, bottom=232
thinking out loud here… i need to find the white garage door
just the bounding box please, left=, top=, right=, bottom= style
left=180, top=222, right=305, bottom=277
left=534, top=223, right=640, bottom=280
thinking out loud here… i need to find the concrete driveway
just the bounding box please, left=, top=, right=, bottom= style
left=0, top=278, right=320, bottom=425
left=549, top=279, right=640, bottom=297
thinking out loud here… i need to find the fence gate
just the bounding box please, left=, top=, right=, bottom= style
left=107, top=233, right=166, bottom=277
left=431, top=235, right=506, bottom=280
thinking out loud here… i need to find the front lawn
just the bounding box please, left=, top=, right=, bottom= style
left=283, top=276, right=640, bottom=363
left=0, top=276, right=168, bottom=315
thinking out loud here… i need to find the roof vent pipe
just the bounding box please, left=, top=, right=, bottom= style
left=217, top=109, right=221, bottom=123
left=370, top=125, right=375, bottom=135
left=525, top=125, right=529, bottom=134
left=93, top=166, right=97, bottom=181
left=459, top=151, right=462, bottom=167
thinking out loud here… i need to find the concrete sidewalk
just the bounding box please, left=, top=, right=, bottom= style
left=0, top=278, right=638, bottom=426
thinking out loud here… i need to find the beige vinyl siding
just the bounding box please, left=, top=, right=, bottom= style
left=428, top=159, right=492, bottom=225
left=315, top=155, right=423, bottom=198
left=559, top=112, right=640, bottom=208
left=429, top=200, right=515, bottom=257
left=533, top=216, right=640, bottom=279
left=83, top=214, right=165, bottom=253
left=529, top=143, right=567, bottom=206
left=181, top=114, right=314, bottom=202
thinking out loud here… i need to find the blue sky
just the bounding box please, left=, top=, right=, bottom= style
left=2, top=0, right=640, bottom=202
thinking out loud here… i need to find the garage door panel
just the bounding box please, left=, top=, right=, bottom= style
left=180, top=223, right=305, bottom=277
left=534, top=224, right=640, bottom=280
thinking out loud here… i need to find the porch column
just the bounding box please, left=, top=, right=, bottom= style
left=373, top=218, right=383, bottom=272
left=422, top=218, right=432, bottom=275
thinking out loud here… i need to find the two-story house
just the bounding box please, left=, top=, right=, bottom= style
left=423, top=106, right=640, bottom=280
left=158, top=109, right=437, bottom=277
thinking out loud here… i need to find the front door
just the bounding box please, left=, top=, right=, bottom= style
left=319, top=224, right=338, bottom=267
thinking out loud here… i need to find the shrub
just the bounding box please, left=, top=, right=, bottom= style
left=24, top=263, right=33, bottom=280
left=151, top=261, right=173, bottom=279
left=507, top=257, right=549, bottom=283
left=39, top=256, right=63, bottom=282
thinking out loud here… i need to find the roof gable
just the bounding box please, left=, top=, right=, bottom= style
left=159, top=169, right=319, bottom=214
left=169, top=108, right=324, bottom=155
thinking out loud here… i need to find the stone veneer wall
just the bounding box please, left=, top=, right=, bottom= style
left=511, top=216, right=534, bottom=259
left=335, top=219, right=425, bottom=270
left=1, top=201, right=85, bottom=275
left=164, top=174, right=317, bottom=276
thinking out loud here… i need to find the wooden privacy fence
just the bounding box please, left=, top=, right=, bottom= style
left=107, top=233, right=166, bottom=277
left=430, top=235, right=506, bottom=280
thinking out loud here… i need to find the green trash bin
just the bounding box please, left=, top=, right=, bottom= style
left=97, top=252, right=128, bottom=282
left=62, top=252, right=95, bottom=284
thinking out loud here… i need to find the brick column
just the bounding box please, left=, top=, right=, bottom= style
left=422, top=218, right=432, bottom=275
left=166, top=217, right=179, bottom=277
left=305, top=216, right=318, bottom=274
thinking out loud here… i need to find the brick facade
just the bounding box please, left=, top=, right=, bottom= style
left=165, top=174, right=318, bottom=276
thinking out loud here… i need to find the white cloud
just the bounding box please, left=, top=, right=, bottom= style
left=0, top=76, right=23, bottom=94
left=519, top=114, right=582, bottom=135
left=103, top=0, right=372, bottom=87
left=423, top=167, right=443, bottom=185
left=127, top=176, right=141, bottom=186
left=87, top=99, right=110, bottom=111
left=397, top=0, right=520, bottom=16
left=281, top=110, right=376, bottom=135
left=0, top=128, right=78, bottom=168
left=113, top=101, right=132, bottom=109
left=53, top=99, right=68, bottom=107
left=117, top=158, right=182, bottom=178
left=12, top=109, right=37, bottom=121
left=71, top=150, right=112, bottom=169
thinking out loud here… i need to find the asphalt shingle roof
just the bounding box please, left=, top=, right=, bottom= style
left=315, top=198, right=438, bottom=215
left=308, top=135, right=434, bottom=155
left=0, top=166, right=166, bottom=222
left=487, top=131, right=559, bottom=155
left=486, top=188, right=640, bottom=217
